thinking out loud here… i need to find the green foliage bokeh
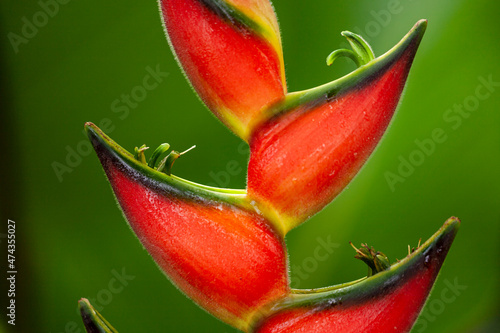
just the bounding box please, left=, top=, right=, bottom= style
left=0, top=0, right=499, bottom=332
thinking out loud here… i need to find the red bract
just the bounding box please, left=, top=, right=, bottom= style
left=247, top=21, right=427, bottom=231
left=160, top=0, right=286, bottom=140
left=86, top=123, right=288, bottom=330
left=253, top=218, right=460, bottom=333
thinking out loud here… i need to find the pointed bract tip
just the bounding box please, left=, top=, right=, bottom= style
left=444, top=215, right=461, bottom=228
left=84, top=121, right=132, bottom=166
left=84, top=122, right=108, bottom=149
left=431, top=216, right=460, bottom=245
left=408, top=19, right=427, bottom=44
left=391, top=216, right=459, bottom=273
left=431, top=216, right=460, bottom=252
left=79, top=298, right=118, bottom=333
left=377, top=19, right=427, bottom=67
left=416, top=19, right=428, bottom=29
left=84, top=121, right=101, bottom=139
left=78, top=297, right=91, bottom=310
left=441, top=216, right=461, bottom=237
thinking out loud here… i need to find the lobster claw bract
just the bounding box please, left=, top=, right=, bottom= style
left=252, top=217, right=460, bottom=333
left=159, top=0, right=287, bottom=140
left=247, top=20, right=427, bottom=232
left=86, top=123, right=289, bottom=331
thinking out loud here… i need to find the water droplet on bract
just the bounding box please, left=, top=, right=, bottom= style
left=424, top=255, right=430, bottom=267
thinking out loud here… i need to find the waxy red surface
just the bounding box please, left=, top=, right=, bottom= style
left=256, top=272, right=434, bottom=333
left=89, top=129, right=289, bottom=328
left=248, top=48, right=417, bottom=224
left=161, top=0, right=286, bottom=136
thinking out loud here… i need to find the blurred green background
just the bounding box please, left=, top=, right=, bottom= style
left=1, top=0, right=499, bottom=332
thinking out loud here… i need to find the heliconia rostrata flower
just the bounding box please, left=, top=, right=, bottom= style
left=84, top=0, right=459, bottom=332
